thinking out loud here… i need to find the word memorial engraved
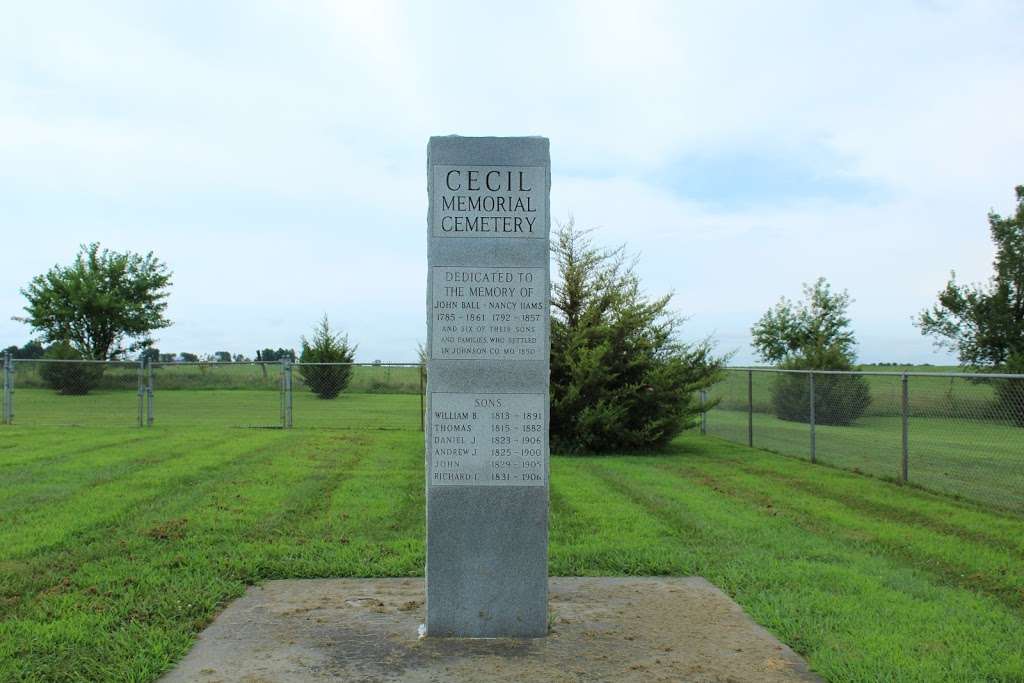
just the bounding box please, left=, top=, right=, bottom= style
left=425, top=136, right=551, bottom=638
left=432, top=165, right=547, bottom=237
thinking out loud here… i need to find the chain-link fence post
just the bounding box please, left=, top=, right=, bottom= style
left=809, top=371, right=816, bottom=464
left=6, top=355, right=14, bottom=425
left=279, top=361, right=286, bottom=428
left=2, top=352, right=11, bottom=425
left=146, top=360, right=154, bottom=426
left=137, top=359, right=145, bottom=427
left=747, top=369, right=753, bottom=447
left=901, top=373, right=909, bottom=483
left=280, top=359, right=293, bottom=429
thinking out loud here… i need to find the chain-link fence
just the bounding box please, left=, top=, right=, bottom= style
left=2, top=358, right=146, bottom=427
left=702, top=368, right=1024, bottom=514
left=0, top=354, right=425, bottom=431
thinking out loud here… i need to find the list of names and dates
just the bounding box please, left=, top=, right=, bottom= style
left=431, top=266, right=546, bottom=360
left=429, top=392, right=546, bottom=487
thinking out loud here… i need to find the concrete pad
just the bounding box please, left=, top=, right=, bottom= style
left=160, top=577, right=821, bottom=682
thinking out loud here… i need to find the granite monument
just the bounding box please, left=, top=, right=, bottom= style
left=425, top=136, right=551, bottom=637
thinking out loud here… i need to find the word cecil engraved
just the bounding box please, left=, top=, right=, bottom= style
left=432, top=165, right=547, bottom=238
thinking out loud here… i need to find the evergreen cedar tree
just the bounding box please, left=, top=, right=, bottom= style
left=751, top=278, right=870, bottom=426
left=18, top=243, right=172, bottom=361
left=917, top=185, right=1024, bottom=424
left=299, top=315, right=356, bottom=399
left=549, top=221, right=724, bottom=453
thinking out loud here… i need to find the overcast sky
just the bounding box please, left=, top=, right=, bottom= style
left=2, top=1, right=1022, bottom=364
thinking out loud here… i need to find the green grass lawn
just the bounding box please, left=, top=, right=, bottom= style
left=2, top=400, right=1023, bottom=681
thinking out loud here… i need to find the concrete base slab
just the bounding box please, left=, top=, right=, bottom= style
left=160, top=577, right=820, bottom=682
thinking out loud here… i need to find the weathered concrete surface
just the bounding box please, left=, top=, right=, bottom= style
left=159, top=577, right=821, bottom=682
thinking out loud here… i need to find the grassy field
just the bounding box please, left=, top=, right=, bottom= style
left=9, top=361, right=423, bottom=394
left=1, top=401, right=1023, bottom=681
left=707, top=408, right=1024, bottom=514
left=713, top=366, right=1001, bottom=418
left=9, top=388, right=424, bottom=431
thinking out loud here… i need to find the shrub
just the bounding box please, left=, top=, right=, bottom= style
left=39, top=341, right=104, bottom=395
left=771, top=351, right=871, bottom=426
left=550, top=221, right=725, bottom=452
left=752, top=278, right=872, bottom=425
left=993, top=353, right=1024, bottom=426
left=298, top=315, right=356, bottom=399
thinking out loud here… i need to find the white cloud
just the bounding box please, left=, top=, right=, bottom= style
left=0, top=1, right=1021, bottom=363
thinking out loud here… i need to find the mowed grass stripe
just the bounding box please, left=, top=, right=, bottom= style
left=247, top=431, right=424, bottom=578
left=3, top=430, right=428, bottom=679
left=670, top=461, right=1024, bottom=611
left=0, top=432, right=239, bottom=517
left=708, top=443, right=1024, bottom=543
left=587, top=455, right=1024, bottom=682
left=550, top=458, right=689, bottom=576
left=0, top=433, right=294, bottom=612
left=0, top=429, right=153, bottom=467
left=0, top=431, right=281, bottom=557
left=652, top=447, right=1024, bottom=559
left=0, top=431, right=368, bottom=682
left=306, top=431, right=425, bottom=577
left=728, top=458, right=1024, bottom=557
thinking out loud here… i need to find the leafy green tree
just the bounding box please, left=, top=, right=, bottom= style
left=752, top=278, right=856, bottom=364
left=298, top=315, right=356, bottom=399
left=17, top=243, right=172, bottom=360
left=214, top=351, right=232, bottom=363
left=550, top=221, right=724, bottom=453
left=140, top=347, right=160, bottom=363
left=751, top=278, right=870, bottom=425
left=39, top=342, right=104, bottom=395
left=917, top=185, right=1024, bottom=423
left=917, top=186, right=1024, bottom=367
left=179, top=352, right=199, bottom=362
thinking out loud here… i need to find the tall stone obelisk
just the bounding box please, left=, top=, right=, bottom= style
left=424, top=136, right=551, bottom=637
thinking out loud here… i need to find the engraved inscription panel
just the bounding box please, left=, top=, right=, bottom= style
left=432, top=165, right=546, bottom=238
left=430, top=392, right=546, bottom=487
left=431, top=266, right=545, bottom=360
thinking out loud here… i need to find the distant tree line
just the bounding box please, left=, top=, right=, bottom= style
left=9, top=184, right=1022, bottom=435
left=2, top=340, right=45, bottom=359
left=2, top=345, right=300, bottom=365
